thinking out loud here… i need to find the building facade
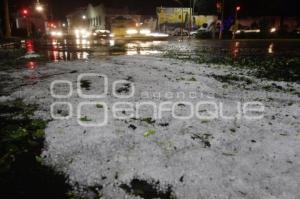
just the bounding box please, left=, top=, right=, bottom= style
left=157, top=7, right=217, bottom=32
left=66, top=4, right=157, bottom=33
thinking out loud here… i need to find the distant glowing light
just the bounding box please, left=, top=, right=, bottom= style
left=140, top=29, right=151, bottom=35
left=22, top=9, right=29, bottom=15
left=147, top=32, right=169, bottom=37
left=49, top=23, right=57, bottom=28
left=35, top=4, right=44, bottom=12
left=52, top=39, right=58, bottom=46
left=82, top=15, right=87, bottom=20
left=236, top=29, right=260, bottom=34
left=51, top=31, right=63, bottom=37
left=126, top=29, right=138, bottom=35
left=74, top=28, right=91, bottom=38
left=109, top=40, right=115, bottom=46
left=270, top=27, right=277, bottom=33
left=268, top=43, right=274, bottom=54
left=25, top=40, right=34, bottom=53
left=27, top=61, right=37, bottom=70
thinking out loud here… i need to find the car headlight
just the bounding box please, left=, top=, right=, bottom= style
left=126, top=29, right=138, bottom=35
left=82, top=32, right=91, bottom=38
left=140, top=29, right=151, bottom=35
left=74, top=29, right=91, bottom=38
left=80, top=29, right=86, bottom=34
left=56, top=31, right=63, bottom=36
left=270, top=27, right=276, bottom=33
left=51, top=31, right=63, bottom=37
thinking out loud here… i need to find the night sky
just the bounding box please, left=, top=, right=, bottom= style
left=7, top=0, right=300, bottom=20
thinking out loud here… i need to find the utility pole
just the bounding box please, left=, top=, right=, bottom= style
left=3, top=0, right=12, bottom=38
left=232, top=5, right=240, bottom=39
left=181, top=7, right=184, bottom=40
left=218, top=0, right=224, bottom=40
left=188, top=0, right=192, bottom=37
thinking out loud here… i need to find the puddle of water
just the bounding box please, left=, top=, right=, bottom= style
left=24, top=38, right=167, bottom=63
left=22, top=39, right=300, bottom=82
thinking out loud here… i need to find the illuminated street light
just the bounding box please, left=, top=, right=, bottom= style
left=82, top=15, right=87, bottom=20
left=36, top=4, right=44, bottom=12
left=233, top=5, right=241, bottom=39
left=35, top=0, right=44, bottom=12
left=235, top=5, right=241, bottom=20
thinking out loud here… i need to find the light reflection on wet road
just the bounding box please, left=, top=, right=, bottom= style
left=1, top=38, right=299, bottom=96
left=163, top=39, right=300, bottom=59
left=29, top=39, right=168, bottom=62
left=23, top=38, right=300, bottom=64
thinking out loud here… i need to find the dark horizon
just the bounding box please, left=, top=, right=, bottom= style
left=52, top=0, right=300, bottom=20
left=5, top=0, right=300, bottom=20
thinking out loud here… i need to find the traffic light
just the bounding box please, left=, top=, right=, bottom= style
left=216, top=2, right=222, bottom=13
left=21, top=9, right=29, bottom=17
left=236, top=6, right=241, bottom=12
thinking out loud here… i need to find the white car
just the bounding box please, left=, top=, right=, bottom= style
left=190, top=27, right=209, bottom=36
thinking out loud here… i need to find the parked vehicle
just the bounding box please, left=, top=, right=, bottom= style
left=191, top=23, right=209, bottom=36
left=92, top=29, right=111, bottom=39
left=171, top=28, right=189, bottom=36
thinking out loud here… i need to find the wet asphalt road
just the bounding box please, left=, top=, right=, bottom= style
left=1, top=38, right=299, bottom=95
left=34, top=38, right=300, bottom=62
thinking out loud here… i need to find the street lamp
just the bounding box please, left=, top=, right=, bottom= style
left=20, top=8, right=31, bottom=37
left=35, top=0, right=44, bottom=12
left=82, top=15, right=87, bottom=20
left=232, top=5, right=241, bottom=39
left=235, top=5, right=241, bottom=21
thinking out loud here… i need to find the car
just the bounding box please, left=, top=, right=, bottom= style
left=92, top=29, right=111, bottom=39
left=191, top=23, right=220, bottom=38
left=190, top=28, right=207, bottom=36
left=171, top=28, right=189, bottom=36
